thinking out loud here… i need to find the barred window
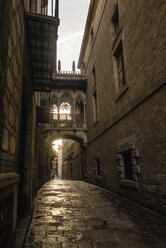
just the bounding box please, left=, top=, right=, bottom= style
left=122, top=151, right=133, bottom=180
left=115, top=43, right=126, bottom=90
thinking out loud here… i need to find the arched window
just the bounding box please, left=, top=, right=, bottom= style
left=59, top=103, right=72, bottom=120
left=50, top=104, right=58, bottom=120
left=76, top=102, right=84, bottom=122
left=59, top=93, right=73, bottom=121
left=75, top=96, right=84, bottom=122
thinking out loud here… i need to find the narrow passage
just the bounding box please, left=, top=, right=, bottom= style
left=25, top=180, right=166, bottom=248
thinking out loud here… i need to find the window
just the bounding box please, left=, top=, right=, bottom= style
left=59, top=103, right=72, bottom=121
left=122, top=151, right=133, bottom=180
left=117, top=138, right=141, bottom=189
left=93, top=90, right=98, bottom=123
left=75, top=102, right=84, bottom=122
left=91, top=26, right=94, bottom=36
left=112, top=6, right=120, bottom=36
left=92, top=65, right=96, bottom=86
left=50, top=104, right=58, bottom=120
left=114, top=43, right=126, bottom=90
left=92, top=65, right=98, bottom=123
left=95, top=158, right=101, bottom=176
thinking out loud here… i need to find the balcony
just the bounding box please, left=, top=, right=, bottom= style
left=37, top=110, right=87, bottom=132
left=25, top=0, right=60, bottom=91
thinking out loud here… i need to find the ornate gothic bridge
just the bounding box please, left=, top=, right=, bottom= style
left=36, top=72, right=88, bottom=147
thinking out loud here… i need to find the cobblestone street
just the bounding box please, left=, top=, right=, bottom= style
left=24, top=180, right=166, bottom=248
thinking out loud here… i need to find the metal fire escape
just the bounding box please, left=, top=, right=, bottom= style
left=25, top=0, right=59, bottom=92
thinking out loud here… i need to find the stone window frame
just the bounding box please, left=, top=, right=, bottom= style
left=114, top=41, right=126, bottom=90
left=111, top=5, right=120, bottom=37
left=92, top=65, right=99, bottom=126
left=92, top=88, right=99, bottom=125
left=112, top=35, right=129, bottom=102
left=117, top=140, right=141, bottom=189
left=93, top=153, right=104, bottom=179
left=92, top=65, right=96, bottom=89
left=111, top=3, right=129, bottom=102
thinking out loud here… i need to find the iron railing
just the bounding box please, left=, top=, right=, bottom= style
left=50, top=113, right=84, bottom=122
left=28, top=0, right=59, bottom=18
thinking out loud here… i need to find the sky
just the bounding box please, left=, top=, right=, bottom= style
left=49, top=0, right=90, bottom=150
left=56, top=0, right=90, bottom=71
left=52, top=139, right=62, bottom=152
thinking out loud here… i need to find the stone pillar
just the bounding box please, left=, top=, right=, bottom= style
left=58, top=98, right=60, bottom=121
left=83, top=102, right=86, bottom=122
left=73, top=98, right=76, bottom=122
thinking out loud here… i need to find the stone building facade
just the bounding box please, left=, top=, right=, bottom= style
left=1, top=0, right=166, bottom=246
left=78, top=0, right=166, bottom=214
left=0, top=0, right=59, bottom=246
left=62, top=140, right=83, bottom=180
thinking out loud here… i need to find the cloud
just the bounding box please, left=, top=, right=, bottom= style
left=54, top=0, right=90, bottom=71
left=57, top=34, right=83, bottom=71
left=58, top=31, right=83, bottom=45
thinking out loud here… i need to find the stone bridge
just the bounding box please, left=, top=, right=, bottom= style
left=36, top=72, right=88, bottom=146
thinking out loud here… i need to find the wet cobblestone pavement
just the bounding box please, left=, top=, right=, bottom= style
left=24, top=180, right=166, bottom=248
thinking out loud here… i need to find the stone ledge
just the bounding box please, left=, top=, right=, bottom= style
left=120, top=179, right=138, bottom=189
left=0, top=173, right=20, bottom=189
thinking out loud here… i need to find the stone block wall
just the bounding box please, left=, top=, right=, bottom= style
left=0, top=0, right=41, bottom=245
left=79, top=0, right=166, bottom=214
left=62, top=140, right=83, bottom=180
left=0, top=0, right=25, bottom=174
left=0, top=0, right=26, bottom=245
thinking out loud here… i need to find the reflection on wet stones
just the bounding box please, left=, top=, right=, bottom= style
left=24, top=180, right=166, bottom=248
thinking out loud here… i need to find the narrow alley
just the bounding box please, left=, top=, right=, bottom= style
left=1, top=1, right=166, bottom=247
left=24, top=180, right=166, bottom=248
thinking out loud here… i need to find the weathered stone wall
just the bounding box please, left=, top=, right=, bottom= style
left=70, top=141, right=83, bottom=180
left=37, top=128, right=50, bottom=188
left=0, top=0, right=40, bottom=244
left=22, top=94, right=38, bottom=213
left=62, top=140, right=83, bottom=180
left=79, top=0, right=166, bottom=214
left=0, top=0, right=25, bottom=173
left=0, top=0, right=26, bottom=246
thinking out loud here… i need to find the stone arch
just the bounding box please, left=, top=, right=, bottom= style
left=60, top=93, right=73, bottom=106
left=46, top=131, right=87, bottom=147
